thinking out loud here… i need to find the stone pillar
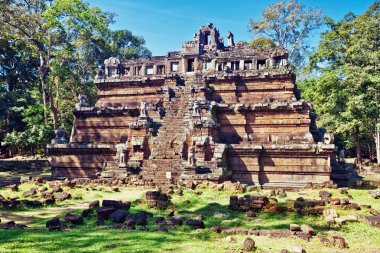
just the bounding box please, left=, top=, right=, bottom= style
left=153, top=65, right=157, bottom=75
left=265, top=59, right=270, bottom=68
left=141, top=63, right=146, bottom=76
left=253, top=59, right=257, bottom=70
left=194, top=57, right=198, bottom=71
left=211, top=59, right=216, bottom=71
left=269, top=58, right=274, bottom=67
left=239, top=60, right=245, bottom=71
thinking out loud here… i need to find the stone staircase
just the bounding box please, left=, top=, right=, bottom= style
left=141, top=84, right=193, bottom=184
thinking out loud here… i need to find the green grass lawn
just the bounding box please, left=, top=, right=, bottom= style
left=0, top=167, right=51, bottom=179
left=0, top=182, right=379, bottom=253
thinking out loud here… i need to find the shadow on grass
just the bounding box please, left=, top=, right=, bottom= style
left=0, top=228, right=186, bottom=253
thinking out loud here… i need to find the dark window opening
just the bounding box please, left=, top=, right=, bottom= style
left=135, top=66, right=142, bottom=75
left=204, top=32, right=210, bottom=45
left=217, top=62, right=224, bottom=71
left=157, top=65, right=165, bottom=75
left=187, top=59, right=195, bottom=72
left=257, top=60, right=266, bottom=70
left=244, top=60, right=252, bottom=70
left=231, top=61, right=240, bottom=70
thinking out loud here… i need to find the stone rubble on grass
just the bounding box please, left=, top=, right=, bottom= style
left=241, top=237, right=255, bottom=252
left=64, top=213, right=83, bottom=225
left=364, top=215, right=380, bottom=227
left=300, top=224, right=314, bottom=235
left=368, top=190, right=380, bottom=199
left=289, top=224, right=300, bottom=231
left=319, top=190, right=332, bottom=198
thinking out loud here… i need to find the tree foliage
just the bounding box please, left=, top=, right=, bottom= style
left=299, top=2, right=380, bottom=163
left=248, top=0, right=324, bottom=72
left=249, top=38, right=276, bottom=51
left=0, top=0, right=151, bottom=157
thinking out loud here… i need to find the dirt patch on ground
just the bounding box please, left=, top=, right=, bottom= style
left=0, top=202, right=89, bottom=225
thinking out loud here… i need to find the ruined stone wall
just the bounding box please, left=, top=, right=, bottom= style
left=49, top=144, right=115, bottom=178
left=209, top=77, right=295, bottom=104
left=95, top=82, right=165, bottom=108
left=47, top=23, right=340, bottom=186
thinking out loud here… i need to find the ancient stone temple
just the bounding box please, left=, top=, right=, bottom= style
left=47, top=23, right=344, bottom=188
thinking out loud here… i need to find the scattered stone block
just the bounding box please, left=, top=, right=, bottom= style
left=158, top=226, right=169, bottom=232
left=269, top=230, right=293, bottom=238
left=295, top=231, right=312, bottom=241
left=229, top=195, right=269, bottom=211
left=9, top=184, right=18, bottom=191
left=55, top=192, right=71, bottom=201
left=319, top=190, right=332, bottom=198
left=22, top=188, right=38, bottom=198
left=211, top=226, right=221, bottom=233
left=0, top=221, right=15, bottom=229
left=154, top=217, right=165, bottom=224
left=329, top=198, right=341, bottom=205
left=22, top=200, right=43, bottom=208
left=109, top=209, right=128, bottom=223
left=338, top=187, right=348, bottom=194
left=290, top=224, right=300, bottom=231
left=323, top=209, right=338, bottom=218
left=102, top=200, right=131, bottom=210
left=318, top=235, right=332, bottom=246
left=96, top=207, right=117, bottom=220
left=332, top=235, right=348, bottom=249
left=186, top=219, right=205, bottom=229
left=127, top=211, right=151, bottom=226
left=82, top=209, right=93, bottom=218
left=364, top=215, right=380, bottom=227
left=89, top=200, right=100, bottom=209
left=123, top=219, right=136, bottom=230
left=241, top=237, right=255, bottom=252
left=46, top=217, right=63, bottom=231
left=369, top=209, right=379, bottom=216
left=300, top=224, right=314, bottom=235
left=167, top=209, right=175, bottom=217
left=145, top=191, right=171, bottom=209
left=246, top=211, right=256, bottom=218
left=64, top=213, right=83, bottom=225
left=368, top=190, right=380, bottom=199
left=52, top=185, right=63, bottom=193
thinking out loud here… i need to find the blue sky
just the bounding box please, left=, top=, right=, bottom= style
left=87, top=0, right=375, bottom=56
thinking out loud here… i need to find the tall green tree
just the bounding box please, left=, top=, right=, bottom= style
left=0, top=0, right=111, bottom=128
left=248, top=0, right=324, bottom=72
left=0, top=0, right=151, bottom=156
left=300, top=2, right=380, bottom=164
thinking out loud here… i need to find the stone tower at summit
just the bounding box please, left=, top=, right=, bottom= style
left=47, top=23, right=343, bottom=188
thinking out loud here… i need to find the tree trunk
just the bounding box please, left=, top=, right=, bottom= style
left=355, top=126, right=363, bottom=164
left=38, top=53, right=48, bottom=125
left=49, top=80, right=59, bottom=130
left=375, top=123, right=380, bottom=164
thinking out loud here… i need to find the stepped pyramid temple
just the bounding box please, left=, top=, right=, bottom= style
left=47, top=23, right=346, bottom=188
